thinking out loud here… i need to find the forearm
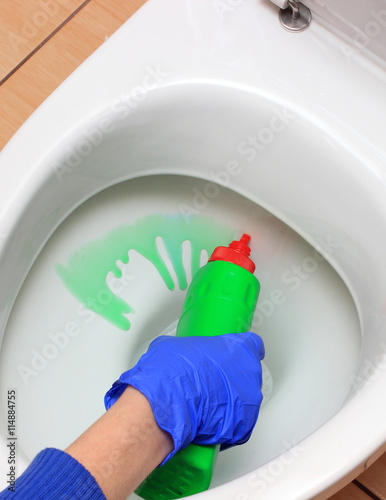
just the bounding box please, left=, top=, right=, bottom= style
left=0, top=333, right=263, bottom=500
left=65, top=386, right=173, bottom=500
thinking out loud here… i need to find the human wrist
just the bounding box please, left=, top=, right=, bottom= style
left=66, top=386, right=173, bottom=500
left=105, top=344, right=199, bottom=465
left=104, top=333, right=265, bottom=466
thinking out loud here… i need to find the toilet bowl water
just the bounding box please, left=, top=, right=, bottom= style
left=0, top=80, right=385, bottom=499
left=0, top=0, right=386, bottom=498
left=0, top=172, right=360, bottom=493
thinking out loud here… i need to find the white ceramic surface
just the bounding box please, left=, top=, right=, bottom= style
left=301, top=0, right=386, bottom=68
left=269, top=0, right=386, bottom=68
left=0, top=0, right=386, bottom=498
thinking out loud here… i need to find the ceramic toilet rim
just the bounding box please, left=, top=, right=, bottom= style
left=2, top=0, right=386, bottom=493
left=0, top=82, right=386, bottom=498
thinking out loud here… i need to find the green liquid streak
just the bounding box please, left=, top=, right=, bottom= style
left=56, top=214, right=235, bottom=331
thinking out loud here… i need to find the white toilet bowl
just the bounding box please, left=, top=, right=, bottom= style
left=1, top=0, right=386, bottom=498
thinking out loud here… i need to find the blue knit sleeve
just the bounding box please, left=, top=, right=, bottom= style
left=0, top=448, right=106, bottom=499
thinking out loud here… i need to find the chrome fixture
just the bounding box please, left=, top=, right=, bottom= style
left=279, top=0, right=312, bottom=32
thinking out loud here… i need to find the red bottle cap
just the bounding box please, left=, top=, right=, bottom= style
left=208, top=234, right=256, bottom=273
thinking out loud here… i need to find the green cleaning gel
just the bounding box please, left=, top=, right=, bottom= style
left=135, top=234, right=260, bottom=500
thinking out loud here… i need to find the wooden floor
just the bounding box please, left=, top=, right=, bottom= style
left=1, top=2, right=385, bottom=498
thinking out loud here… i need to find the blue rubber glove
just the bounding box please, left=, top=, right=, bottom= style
left=104, top=332, right=264, bottom=465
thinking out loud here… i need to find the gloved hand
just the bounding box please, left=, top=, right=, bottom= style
left=104, top=332, right=264, bottom=465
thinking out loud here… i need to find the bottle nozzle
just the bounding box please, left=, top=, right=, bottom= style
left=228, top=234, right=251, bottom=255
left=209, top=234, right=256, bottom=273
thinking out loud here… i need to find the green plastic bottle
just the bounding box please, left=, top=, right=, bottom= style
left=136, top=234, right=260, bottom=500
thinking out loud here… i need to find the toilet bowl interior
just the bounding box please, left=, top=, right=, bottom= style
left=0, top=83, right=385, bottom=489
